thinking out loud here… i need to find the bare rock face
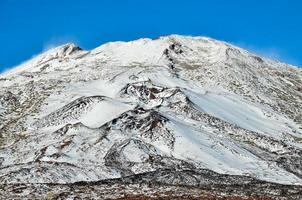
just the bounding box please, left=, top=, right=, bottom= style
left=0, top=35, right=302, bottom=199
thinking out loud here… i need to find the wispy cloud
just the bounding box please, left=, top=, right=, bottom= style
left=28, top=35, right=79, bottom=62
left=42, top=35, right=79, bottom=52
left=232, top=41, right=300, bottom=67
left=0, top=35, right=79, bottom=74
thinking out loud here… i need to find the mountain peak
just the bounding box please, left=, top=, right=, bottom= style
left=38, top=42, right=84, bottom=60
left=1, top=43, right=85, bottom=78
left=52, top=42, right=82, bottom=54
left=0, top=35, right=302, bottom=198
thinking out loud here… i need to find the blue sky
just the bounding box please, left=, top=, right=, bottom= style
left=1, top=0, right=301, bottom=72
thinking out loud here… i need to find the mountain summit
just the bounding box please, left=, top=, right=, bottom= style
left=0, top=35, right=302, bottom=199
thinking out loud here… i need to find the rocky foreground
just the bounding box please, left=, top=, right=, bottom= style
left=1, top=169, right=302, bottom=199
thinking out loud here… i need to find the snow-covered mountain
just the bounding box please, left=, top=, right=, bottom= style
left=0, top=35, right=302, bottom=199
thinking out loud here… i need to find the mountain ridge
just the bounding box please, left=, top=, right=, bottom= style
left=2, top=34, right=301, bottom=78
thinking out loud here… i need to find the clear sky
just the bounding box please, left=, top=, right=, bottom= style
left=1, top=0, right=301, bottom=72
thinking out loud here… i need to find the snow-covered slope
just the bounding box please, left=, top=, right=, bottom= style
left=0, top=35, right=302, bottom=193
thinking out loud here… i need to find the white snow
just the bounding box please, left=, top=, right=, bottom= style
left=0, top=34, right=301, bottom=185
left=183, top=89, right=294, bottom=138
left=80, top=98, right=133, bottom=128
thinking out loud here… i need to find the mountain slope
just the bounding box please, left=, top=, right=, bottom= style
left=0, top=35, right=302, bottom=198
